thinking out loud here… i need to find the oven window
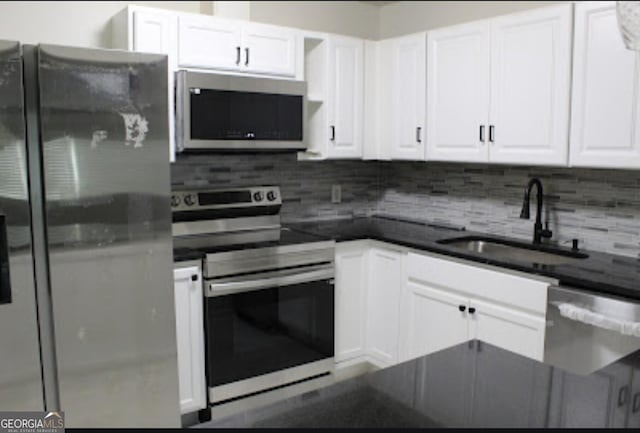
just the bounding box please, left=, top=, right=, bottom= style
left=190, top=89, right=303, bottom=141
left=206, top=280, right=334, bottom=388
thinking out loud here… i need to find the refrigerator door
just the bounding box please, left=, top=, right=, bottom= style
left=0, top=40, right=44, bottom=411
left=36, top=45, right=179, bottom=427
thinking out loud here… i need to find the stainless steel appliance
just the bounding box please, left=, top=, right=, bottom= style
left=0, top=41, right=179, bottom=427
left=172, top=187, right=335, bottom=405
left=176, top=71, right=307, bottom=152
left=545, top=285, right=640, bottom=375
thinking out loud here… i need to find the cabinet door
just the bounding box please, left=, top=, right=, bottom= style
left=326, top=35, right=364, bottom=158
left=570, top=2, right=640, bottom=168
left=334, top=243, right=368, bottom=362
left=488, top=4, right=572, bottom=165
left=173, top=266, right=206, bottom=414
left=391, top=33, right=426, bottom=160
left=133, top=10, right=175, bottom=55
left=401, top=280, right=469, bottom=362
left=242, top=23, right=296, bottom=77
left=426, top=21, right=490, bottom=162
left=178, top=15, right=242, bottom=70
left=132, top=10, right=178, bottom=162
left=366, top=248, right=403, bottom=367
left=469, top=298, right=546, bottom=361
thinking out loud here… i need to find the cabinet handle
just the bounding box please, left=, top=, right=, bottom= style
left=633, top=392, right=640, bottom=413
left=235, top=46, right=241, bottom=65
left=245, top=47, right=250, bottom=66
left=468, top=307, right=476, bottom=315
left=458, top=305, right=466, bottom=312
left=416, top=126, right=422, bottom=143
left=191, top=274, right=198, bottom=282
left=479, top=125, right=486, bottom=143
left=330, top=125, right=335, bottom=141
left=618, top=386, right=630, bottom=407
left=489, top=125, right=495, bottom=143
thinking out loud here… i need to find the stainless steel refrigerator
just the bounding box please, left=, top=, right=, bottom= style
left=0, top=41, right=179, bottom=427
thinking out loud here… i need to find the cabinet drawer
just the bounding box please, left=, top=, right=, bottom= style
left=406, top=252, right=549, bottom=314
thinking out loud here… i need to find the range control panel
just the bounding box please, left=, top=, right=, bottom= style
left=171, top=186, right=281, bottom=212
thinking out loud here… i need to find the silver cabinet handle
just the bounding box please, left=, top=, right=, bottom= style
left=619, top=386, right=630, bottom=407
left=235, top=46, right=241, bottom=65
left=479, top=125, right=486, bottom=143
left=633, top=392, right=640, bottom=413
left=245, top=47, right=249, bottom=66
left=489, top=125, right=495, bottom=143
left=416, top=126, right=422, bottom=143
left=207, top=265, right=334, bottom=297
left=330, top=125, right=335, bottom=141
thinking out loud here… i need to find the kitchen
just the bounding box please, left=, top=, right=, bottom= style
left=2, top=0, right=640, bottom=429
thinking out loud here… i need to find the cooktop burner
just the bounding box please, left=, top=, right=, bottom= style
left=173, top=227, right=330, bottom=261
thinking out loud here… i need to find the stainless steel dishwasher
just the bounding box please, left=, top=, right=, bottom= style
left=545, top=285, right=640, bottom=375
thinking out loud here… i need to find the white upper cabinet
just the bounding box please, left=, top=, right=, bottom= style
left=133, top=10, right=176, bottom=57
left=570, top=1, right=640, bottom=169
left=178, top=15, right=243, bottom=70
left=178, top=15, right=297, bottom=77
left=426, top=4, right=572, bottom=166
left=488, top=4, right=572, bottom=166
left=427, top=21, right=490, bottom=162
left=326, top=35, right=364, bottom=158
left=242, top=22, right=297, bottom=77
left=391, top=33, right=427, bottom=160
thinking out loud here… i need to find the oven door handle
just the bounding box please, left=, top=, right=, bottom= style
left=206, top=264, right=334, bottom=297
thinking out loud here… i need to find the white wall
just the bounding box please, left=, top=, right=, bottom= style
left=249, top=1, right=379, bottom=39
left=0, top=1, right=200, bottom=48
left=379, top=1, right=568, bottom=39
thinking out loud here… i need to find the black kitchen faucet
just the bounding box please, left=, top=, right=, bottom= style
left=520, top=178, right=553, bottom=244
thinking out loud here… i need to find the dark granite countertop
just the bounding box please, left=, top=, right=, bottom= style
left=287, top=216, right=640, bottom=301
left=199, top=340, right=640, bottom=428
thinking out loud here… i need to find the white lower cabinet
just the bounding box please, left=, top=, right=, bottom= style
left=173, top=264, right=207, bottom=414
left=334, top=244, right=551, bottom=370
left=366, top=247, right=403, bottom=367
left=402, top=252, right=549, bottom=363
left=334, top=242, right=368, bottom=363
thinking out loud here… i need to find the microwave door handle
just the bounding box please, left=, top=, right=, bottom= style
left=207, top=265, right=334, bottom=297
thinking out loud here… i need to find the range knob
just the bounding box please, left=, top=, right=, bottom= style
left=267, top=190, right=277, bottom=202
left=253, top=191, right=264, bottom=202
left=183, top=194, right=196, bottom=206
left=170, top=195, right=180, bottom=207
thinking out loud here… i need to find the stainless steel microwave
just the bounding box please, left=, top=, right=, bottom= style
left=176, top=71, right=307, bottom=152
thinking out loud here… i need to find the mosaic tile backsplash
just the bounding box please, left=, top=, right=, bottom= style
left=172, top=154, right=640, bottom=258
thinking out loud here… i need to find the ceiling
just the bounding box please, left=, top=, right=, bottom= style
left=359, top=1, right=397, bottom=6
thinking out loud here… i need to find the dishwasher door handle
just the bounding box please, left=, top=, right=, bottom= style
left=551, top=301, right=640, bottom=337
left=207, top=264, right=334, bottom=297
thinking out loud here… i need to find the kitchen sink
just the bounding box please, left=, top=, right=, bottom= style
left=437, top=236, right=589, bottom=265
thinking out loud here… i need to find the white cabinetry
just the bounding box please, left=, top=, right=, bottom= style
left=326, top=35, right=364, bottom=158
left=366, top=247, right=403, bottom=367
left=488, top=4, right=572, bottom=165
left=427, top=21, right=490, bottom=162
left=178, top=15, right=242, bottom=71
left=426, top=4, right=572, bottom=165
left=178, top=15, right=296, bottom=77
left=111, top=6, right=178, bottom=162
left=334, top=242, right=368, bottom=362
left=401, top=252, right=549, bottom=362
left=173, top=264, right=206, bottom=414
left=569, top=1, right=640, bottom=169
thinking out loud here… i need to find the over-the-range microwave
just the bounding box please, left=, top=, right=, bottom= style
left=176, top=70, right=307, bottom=152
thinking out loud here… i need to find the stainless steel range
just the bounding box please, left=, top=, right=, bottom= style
left=172, top=186, right=335, bottom=405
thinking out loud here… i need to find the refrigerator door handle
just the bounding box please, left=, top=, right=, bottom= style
left=0, top=214, right=11, bottom=304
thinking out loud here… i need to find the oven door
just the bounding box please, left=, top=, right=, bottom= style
left=204, top=264, right=334, bottom=403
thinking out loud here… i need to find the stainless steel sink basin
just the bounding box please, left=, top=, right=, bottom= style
left=437, top=236, right=589, bottom=265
